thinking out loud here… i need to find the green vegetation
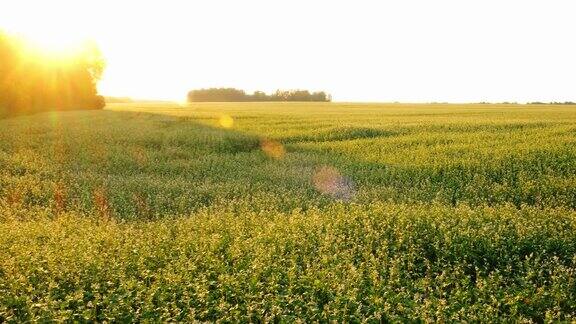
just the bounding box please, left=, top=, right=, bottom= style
left=1, top=102, right=576, bottom=321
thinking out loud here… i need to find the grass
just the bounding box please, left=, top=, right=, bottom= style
left=1, top=102, right=576, bottom=321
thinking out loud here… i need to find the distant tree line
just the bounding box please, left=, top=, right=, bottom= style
left=0, top=31, right=105, bottom=118
left=527, top=101, right=576, bottom=105
left=105, top=96, right=134, bottom=103
left=187, top=88, right=331, bottom=102
left=476, top=101, right=576, bottom=105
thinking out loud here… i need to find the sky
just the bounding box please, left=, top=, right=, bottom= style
left=1, top=0, right=575, bottom=103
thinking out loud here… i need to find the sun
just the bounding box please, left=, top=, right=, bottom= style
left=17, top=28, right=90, bottom=56
left=0, top=0, right=98, bottom=55
left=2, top=13, right=93, bottom=58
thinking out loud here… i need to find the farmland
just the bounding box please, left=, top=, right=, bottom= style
left=1, top=102, right=576, bottom=321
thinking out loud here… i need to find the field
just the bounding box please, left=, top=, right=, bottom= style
left=1, top=102, right=576, bottom=321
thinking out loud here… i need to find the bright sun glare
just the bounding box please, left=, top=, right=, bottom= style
left=1, top=1, right=95, bottom=58
left=16, top=27, right=90, bottom=57
left=1, top=0, right=575, bottom=102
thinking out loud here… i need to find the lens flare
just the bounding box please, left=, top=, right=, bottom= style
left=313, top=166, right=356, bottom=201
left=219, top=115, right=234, bottom=128
left=260, top=139, right=286, bottom=159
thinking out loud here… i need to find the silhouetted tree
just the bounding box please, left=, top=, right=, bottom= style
left=187, top=88, right=331, bottom=102
left=0, top=31, right=105, bottom=118
left=311, top=91, right=330, bottom=102
left=187, top=88, right=247, bottom=102
left=251, top=90, right=267, bottom=101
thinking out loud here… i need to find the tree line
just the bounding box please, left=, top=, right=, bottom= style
left=187, top=88, right=331, bottom=102
left=527, top=101, right=576, bottom=105
left=0, top=31, right=105, bottom=118
left=476, top=101, right=576, bottom=105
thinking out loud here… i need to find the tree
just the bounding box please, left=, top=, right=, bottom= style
left=0, top=31, right=105, bottom=118
left=187, top=88, right=247, bottom=102
left=251, top=90, right=267, bottom=101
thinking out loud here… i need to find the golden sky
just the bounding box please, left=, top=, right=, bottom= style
left=1, top=0, right=575, bottom=102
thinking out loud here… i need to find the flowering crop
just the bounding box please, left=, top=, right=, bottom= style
left=1, top=103, right=576, bottom=321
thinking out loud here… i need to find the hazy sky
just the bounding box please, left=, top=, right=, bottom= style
left=1, top=0, right=575, bottom=102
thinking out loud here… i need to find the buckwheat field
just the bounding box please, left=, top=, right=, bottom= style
left=1, top=103, right=576, bottom=321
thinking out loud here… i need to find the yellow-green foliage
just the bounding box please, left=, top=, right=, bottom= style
left=1, top=103, right=576, bottom=321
